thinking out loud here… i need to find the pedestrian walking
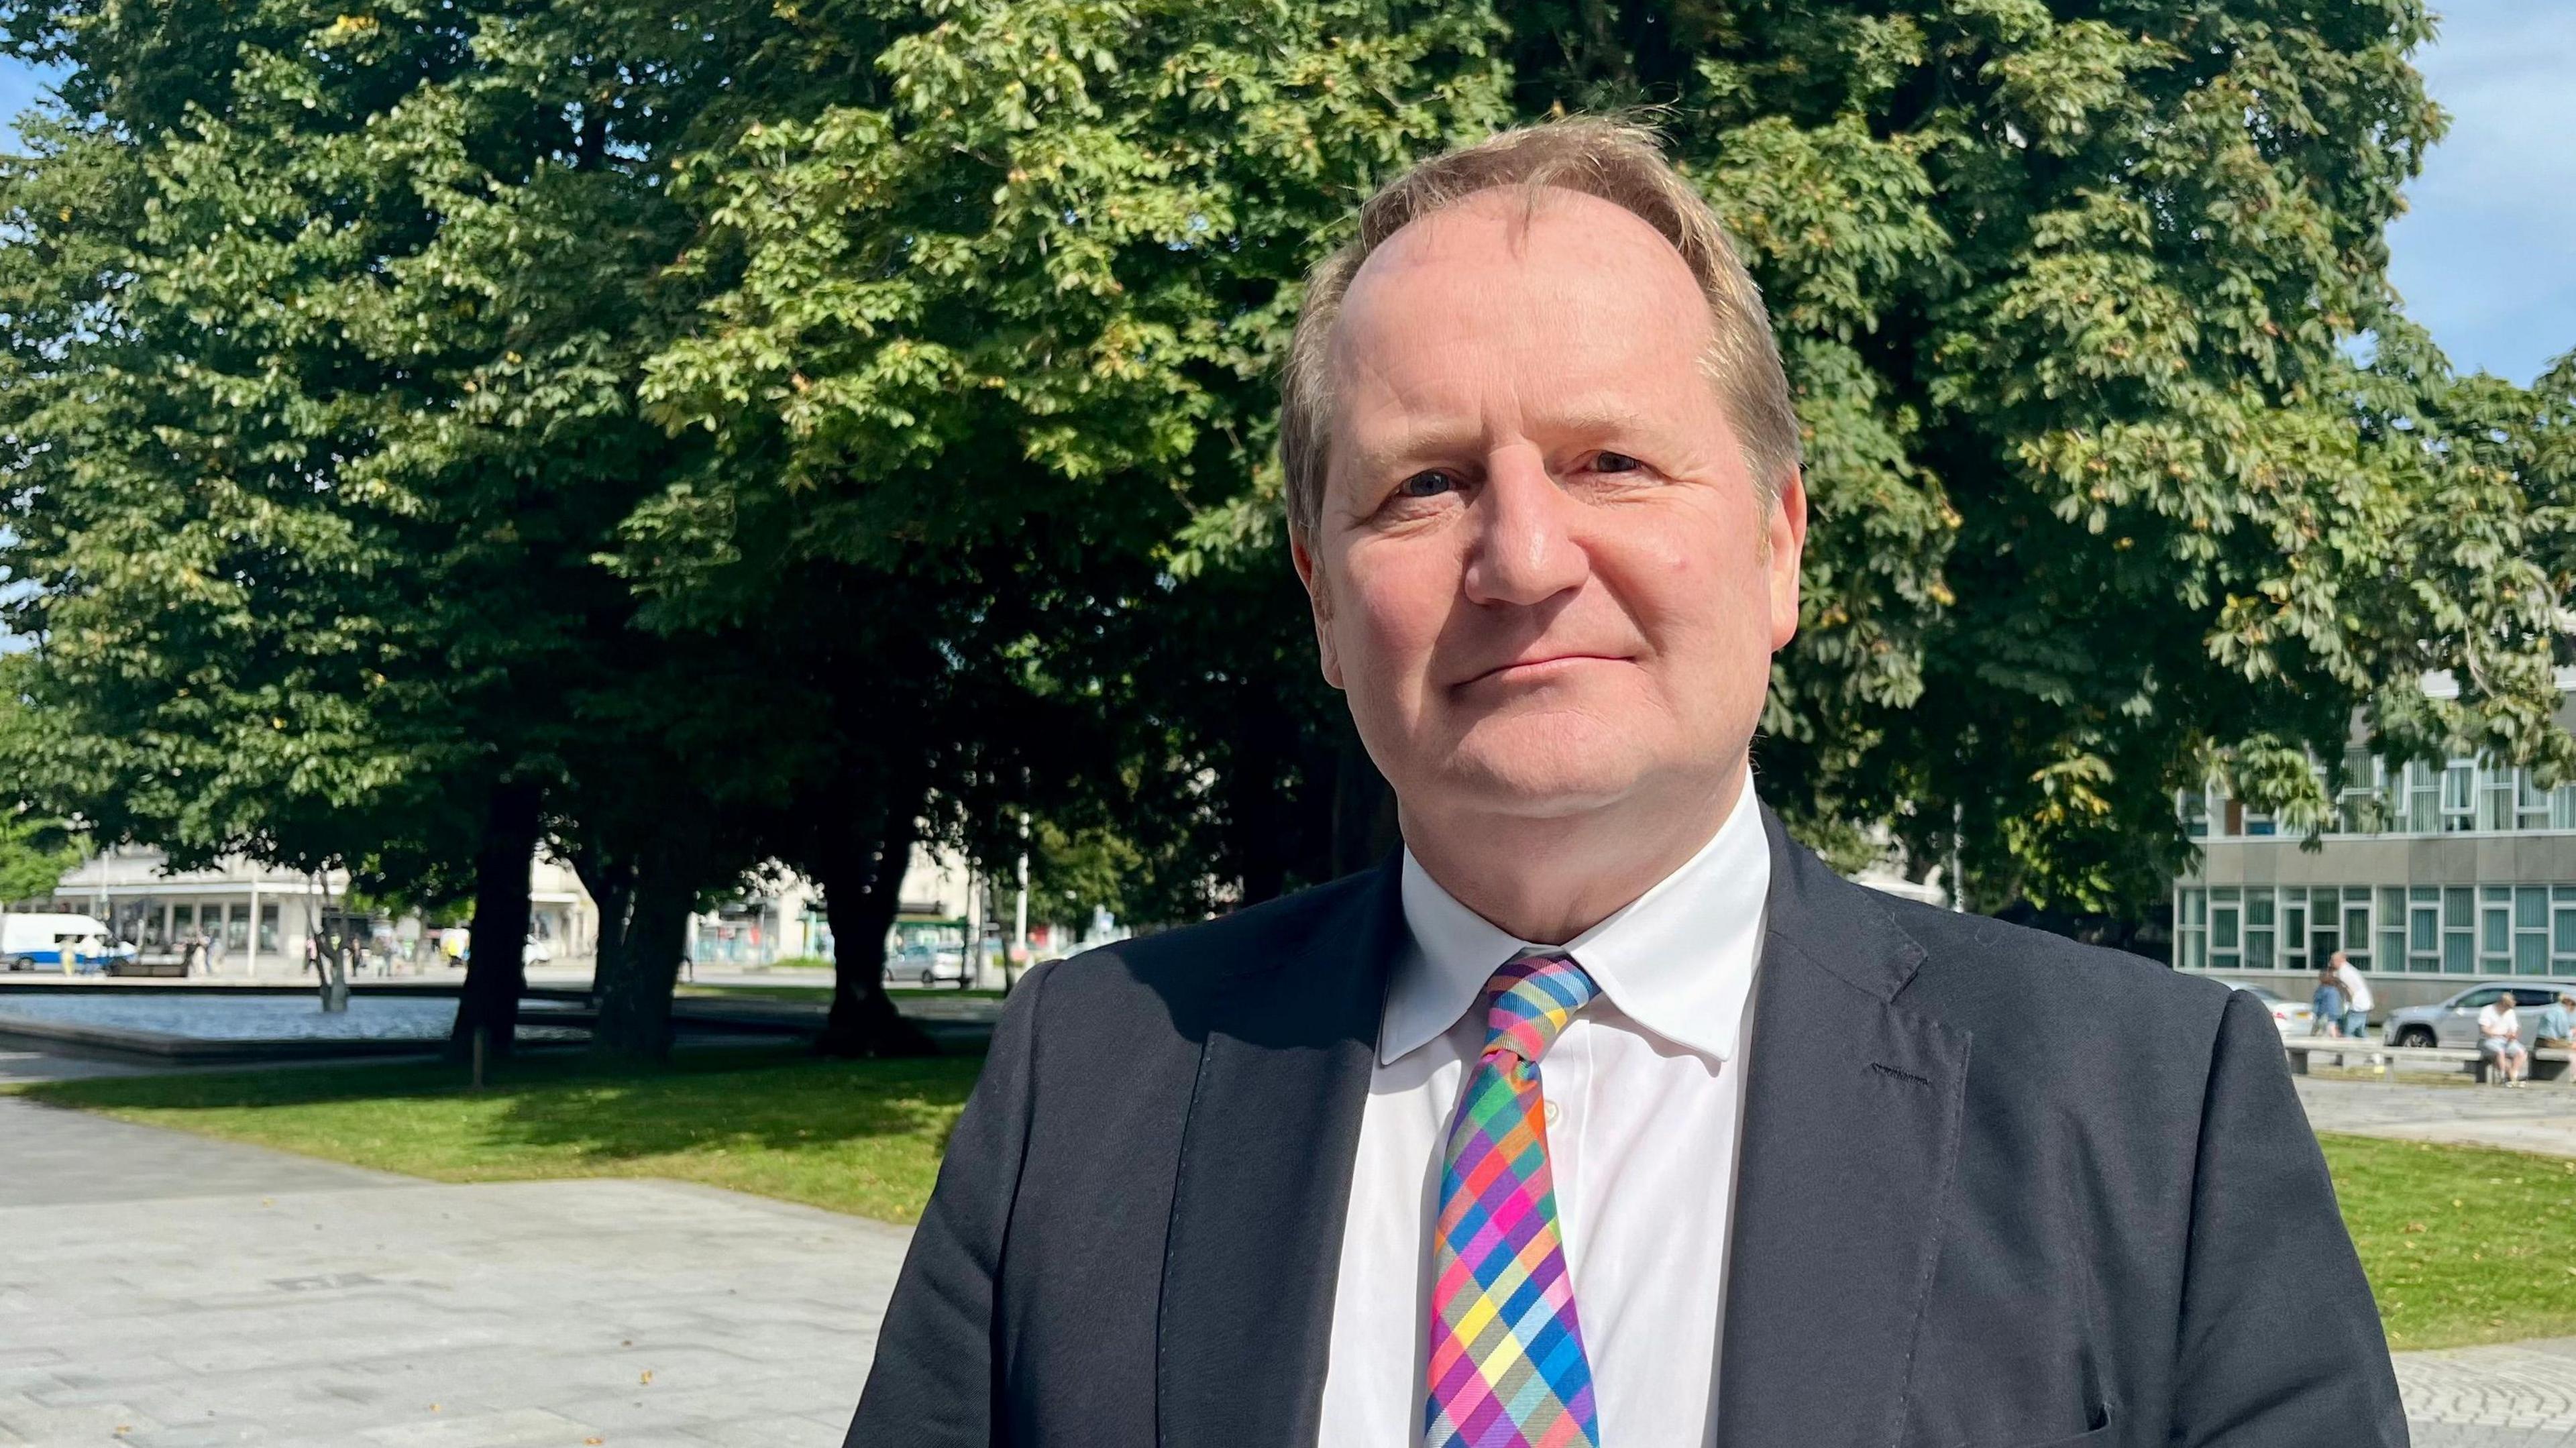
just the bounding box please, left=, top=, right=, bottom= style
left=2330, top=950, right=2373, bottom=1042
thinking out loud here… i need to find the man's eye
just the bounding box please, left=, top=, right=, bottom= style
left=1397, top=471, right=1454, bottom=499
left=1593, top=451, right=1643, bottom=473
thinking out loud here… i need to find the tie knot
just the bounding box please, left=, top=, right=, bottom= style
left=1482, top=952, right=1597, bottom=1064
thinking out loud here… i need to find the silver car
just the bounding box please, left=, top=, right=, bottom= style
left=2381, top=983, right=2567, bottom=1049
left=2240, top=984, right=2317, bottom=1040
left=883, top=944, right=965, bottom=987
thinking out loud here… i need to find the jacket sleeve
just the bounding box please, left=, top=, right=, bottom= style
left=2168, top=988, right=2406, bottom=1445
left=844, top=960, right=1052, bottom=1447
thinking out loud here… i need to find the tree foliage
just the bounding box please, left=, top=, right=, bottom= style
left=0, top=0, right=2567, bottom=984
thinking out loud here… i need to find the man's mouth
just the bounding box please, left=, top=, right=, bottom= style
left=1458, top=653, right=1627, bottom=686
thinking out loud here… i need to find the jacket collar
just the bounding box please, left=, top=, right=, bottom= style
left=1154, top=855, right=1405, bottom=1448
left=1714, top=803, right=1965, bottom=1448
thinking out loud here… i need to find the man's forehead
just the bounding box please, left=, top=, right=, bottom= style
left=1326, top=193, right=1713, bottom=390
left=1342, top=184, right=1699, bottom=301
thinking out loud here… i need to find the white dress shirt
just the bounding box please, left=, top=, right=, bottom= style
left=1316, top=782, right=1771, bottom=1447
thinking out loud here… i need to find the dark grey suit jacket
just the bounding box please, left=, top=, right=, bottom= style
left=849, top=807, right=2403, bottom=1447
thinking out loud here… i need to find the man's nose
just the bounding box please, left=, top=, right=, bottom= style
left=1462, top=449, right=1588, bottom=607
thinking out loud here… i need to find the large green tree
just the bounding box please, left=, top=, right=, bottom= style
left=0, top=1, right=751, bottom=1050
left=1550, top=0, right=2573, bottom=909
left=624, top=0, right=1511, bottom=965
left=639, top=0, right=2573, bottom=921
left=8, top=0, right=2567, bottom=986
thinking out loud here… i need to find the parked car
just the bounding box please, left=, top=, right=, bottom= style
left=0, top=912, right=118, bottom=974
left=2382, top=983, right=2565, bottom=1049
left=2241, top=984, right=2316, bottom=1040
left=883, top=944, right=965, bottom=987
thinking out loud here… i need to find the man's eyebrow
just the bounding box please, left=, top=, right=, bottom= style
left=1526, top=396, right=1664, bottom=436
left=1338, top=399, right=1676, bottom=489
left=1342, top=424, right=1485, bottom=483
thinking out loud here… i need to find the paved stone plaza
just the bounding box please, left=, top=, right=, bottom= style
left=2296, top=1075, right=2576, bottom=1160
left=0, top=1097, right=900, bottom=1447
left=6, top=1079, right=2576, bottom=1445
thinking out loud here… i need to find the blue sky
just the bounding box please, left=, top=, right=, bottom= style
left=2384, top=0, right=2576, bottom=385
left=0, top=4, right=2568, bottom=383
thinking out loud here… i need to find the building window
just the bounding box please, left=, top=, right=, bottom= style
left=2333, top=750, right=2379, bottom=834
left=2477, top=766, right=2517, bottom=832
left=2210, top=887, right=2241, bottom=970
left=2179, top=790, right=2209, bottom=839
left=258, top=904, right=279, bottom=954
left=2444, top=887, right=2475, bottom=972
left=2406, top=762, right=2441, bottom=834
left=2246, top=891, right=2276, bottom=969
left=2519, top=773, right=2555, bottom=832
left=2175, top=888, right=2206, bottom=970
left=2443, top=762, right=2477, bottom=832
left=2516, top=887, right=2550, bottom=974
left=225, top=904, right=249, bottom=952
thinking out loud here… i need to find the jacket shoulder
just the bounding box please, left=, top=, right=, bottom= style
left=1880, top=892, right=2236, bottom=1027
left=1026, top=866, right=1386, bottom=1010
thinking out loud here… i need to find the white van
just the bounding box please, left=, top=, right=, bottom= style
left=1, top=913, right=119, bottom=973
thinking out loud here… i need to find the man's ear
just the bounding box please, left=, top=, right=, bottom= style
left=1766, top=466, right=1808, bottom=654
left=1289, top=525, right=1346, bottom=691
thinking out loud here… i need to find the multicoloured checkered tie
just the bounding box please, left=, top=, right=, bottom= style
left=1424, top=952, right=1600, bottom=1448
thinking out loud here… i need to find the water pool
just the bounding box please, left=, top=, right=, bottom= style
left=0, top=992, right=588, bottom=1042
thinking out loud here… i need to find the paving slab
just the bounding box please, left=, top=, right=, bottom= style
left=0, top=1099, right=904, bottom=1447
left=0, top=1096, right=407, bottom=1207
left=2299, top=1077, right=2576, bottom=1158
left=12, top=1071, right=2576, bottom=1445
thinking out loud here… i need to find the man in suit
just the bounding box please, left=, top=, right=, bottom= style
left=850, top=118, right=2402, bottom=1448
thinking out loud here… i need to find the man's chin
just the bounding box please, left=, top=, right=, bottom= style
left=1421, top=753, right=1648, bottom=821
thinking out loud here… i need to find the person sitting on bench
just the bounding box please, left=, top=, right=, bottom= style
left=2536, top=991, right=2576, bottom=1052
left=2478, top=993, right=2530, bottom=1087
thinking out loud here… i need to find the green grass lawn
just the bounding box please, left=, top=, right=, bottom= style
left=2322, top=1133, right=2576, bottom=1349
left=14, top=1046, right=982, bottom=1225
left=15, top=1056, right=2575, bottom=1347
left=676, top=983, right=835, bottom=1005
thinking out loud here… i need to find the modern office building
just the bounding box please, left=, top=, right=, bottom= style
left=40, top=847, right=598, bottom=974
left=2171, top=668, right=2576, bottom=1011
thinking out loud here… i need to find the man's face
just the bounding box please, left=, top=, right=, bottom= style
left=1291, top=186, right=1804, bottom=826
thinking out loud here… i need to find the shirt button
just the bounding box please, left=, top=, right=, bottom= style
left=1544, top=1100, right=1562, bottom=1127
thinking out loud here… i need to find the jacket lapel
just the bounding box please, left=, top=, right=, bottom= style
left=1156, top=859, right=1405, bottom=1448
left=1717, top=807, right=1970, bottom=1448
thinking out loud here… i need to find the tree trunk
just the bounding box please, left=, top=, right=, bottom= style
left=570, top=848, right=636, bottom=1002
left=450, top=778, right=544, bottom=1061
left=589, top=860, right=692, bottom=1061
left=321, top=932, right=350, bottom=1012
left=814, top=797, right=936, bottom=1059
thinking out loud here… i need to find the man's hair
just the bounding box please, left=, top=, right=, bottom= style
left=1277, top=117, right=1799, bottom=545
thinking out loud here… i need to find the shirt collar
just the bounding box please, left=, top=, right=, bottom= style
left=1385, top=781, right=1770, bottom=1066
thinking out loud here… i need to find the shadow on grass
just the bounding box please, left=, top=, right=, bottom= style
left=19, top=1044, right=987, bottom=1167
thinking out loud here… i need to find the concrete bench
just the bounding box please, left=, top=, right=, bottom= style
left=2284, top=1038, right=2575, bottom=1084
